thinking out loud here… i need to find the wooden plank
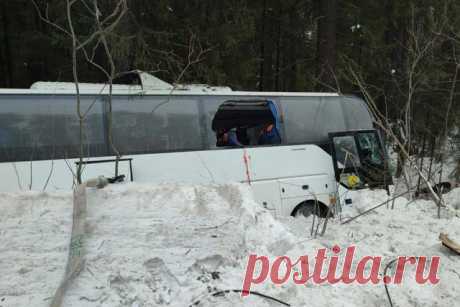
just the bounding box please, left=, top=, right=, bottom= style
left=439, top=233, right=460, bottom=255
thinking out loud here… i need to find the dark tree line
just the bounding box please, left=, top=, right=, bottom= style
left=1, top=0, right=459, bottom=179
left=0, top=0, right=360, bottom=91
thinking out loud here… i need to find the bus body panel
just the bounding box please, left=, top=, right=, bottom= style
left=250, top=180, right=281, bottom=211
left=0, top=144, right=337, bottom=217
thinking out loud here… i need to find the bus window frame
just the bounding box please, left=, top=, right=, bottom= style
left=205, top=96, right=284, bottom=148
left=329, top=129, right=390, bottom=188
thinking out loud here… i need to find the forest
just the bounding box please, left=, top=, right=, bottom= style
left=0, top=0, right=459, bottom=181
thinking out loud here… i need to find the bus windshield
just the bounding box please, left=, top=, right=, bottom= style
left=330, top=130, right=390, bottom=189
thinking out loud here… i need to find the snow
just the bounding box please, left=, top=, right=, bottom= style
left=1, top=183, right=460, bottom=307
left=445, top=187, right=460, bottom=210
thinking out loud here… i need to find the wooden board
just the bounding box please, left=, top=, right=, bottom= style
left=439, top=233, right=460, bottom=255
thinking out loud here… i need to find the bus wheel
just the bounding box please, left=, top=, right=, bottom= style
left=292, top=201, right=328, bottom=218
left=294, top=205, right=314, bottom=218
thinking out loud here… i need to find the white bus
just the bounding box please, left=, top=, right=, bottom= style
left=0, top=72, right=390, bottom=217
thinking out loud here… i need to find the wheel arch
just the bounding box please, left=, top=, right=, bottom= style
left=290, top=199, right=329, bottom=218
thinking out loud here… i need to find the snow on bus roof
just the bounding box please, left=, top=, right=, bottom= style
left=0, top=86, right=339, bottom=96
left=0, top=71, right=339, bottom=97
left=0, top=88, right=339, bottom=96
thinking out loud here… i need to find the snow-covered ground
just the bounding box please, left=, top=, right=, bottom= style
left=1, top=183, right=459, bottom=307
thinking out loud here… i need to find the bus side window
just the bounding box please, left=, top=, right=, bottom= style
left=111, top=96, right=203, bottom=155
left=280, top=96, right=323, bottom=144
left=211, top=99, right=282, bottom=148
left=0, top=95, right=106, bottom=162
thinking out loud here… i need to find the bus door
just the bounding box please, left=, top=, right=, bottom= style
left=329, top=130, right=392, bottom=190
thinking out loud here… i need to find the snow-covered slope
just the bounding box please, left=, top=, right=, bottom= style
left=1, top=184, right=459, bottom=306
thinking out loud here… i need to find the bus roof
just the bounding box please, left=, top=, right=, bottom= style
left=0, top=71, right=339, bottom=97
left=0, top=88, right=340, bottom=97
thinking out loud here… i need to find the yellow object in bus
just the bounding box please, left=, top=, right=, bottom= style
left=347, top=175, right=361, bottom=188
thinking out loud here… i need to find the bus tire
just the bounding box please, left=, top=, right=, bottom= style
left=292, top=200, right=329, bottom=218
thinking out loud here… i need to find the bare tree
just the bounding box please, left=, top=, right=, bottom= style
left=32, top=0, right=128, bottom=183
left=151, top=32, right=211, bottom=114
left=32, top=0, right=213, bottom=186
left=346, top=64, right=445, bottom=210
left=341, top=2, right=460, bottom=218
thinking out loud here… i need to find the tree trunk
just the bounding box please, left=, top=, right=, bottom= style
left=427, top=136, right=436, bottom=181
left=415, top=127, right=427, bottom=194
left=258, top=0, right=267, bottom=91
left=315, top=0, right=337, bottom=91
left=274, top=6, right=282, bottom=91
left=0, top=1, right=13, bottom=87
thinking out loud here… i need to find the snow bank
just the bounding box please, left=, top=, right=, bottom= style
left=1, top=185, right=459, bottom=306
left=0, top=184, right=294, bottom=306
left=0, top=191, right=72, bottom=306
left=445, top=188, right=460, bottom=210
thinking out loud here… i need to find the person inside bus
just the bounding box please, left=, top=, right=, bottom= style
left=227, top=128, right=243, bottom=146
left=216, top=128, right=243, bottom=147
left=216, top=129, right=227, bottom=146
left=258, top=122, right=281, bottom=145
